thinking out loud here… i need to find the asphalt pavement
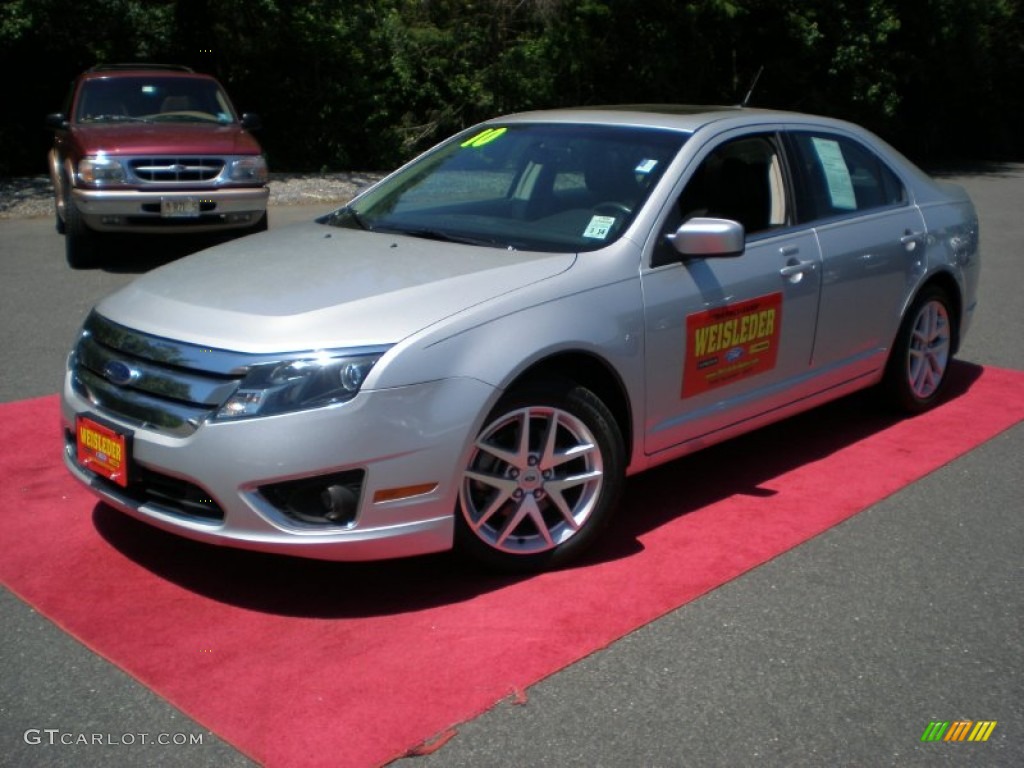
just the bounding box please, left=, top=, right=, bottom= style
left=1, top=168, right=1021, bottom=767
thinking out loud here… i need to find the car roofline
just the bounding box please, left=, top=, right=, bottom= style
left=493, top=104, right=811, bottom=132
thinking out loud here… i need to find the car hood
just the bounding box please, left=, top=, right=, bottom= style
left=95, top=222, right=576, bottom=352
left=70, top=122, right=262, bottom=156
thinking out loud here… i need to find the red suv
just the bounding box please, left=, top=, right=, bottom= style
left=46, top=64, right=269, bottom=268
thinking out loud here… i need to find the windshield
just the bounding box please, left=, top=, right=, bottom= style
left=74, top=76, right=238, bottom=124
left=323, top=123, right=688, bottom=252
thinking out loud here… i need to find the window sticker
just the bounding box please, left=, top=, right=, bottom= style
left=810, top=137, right=856, bottom=210
left=583, top=215, right=617, bottom=240
left=635, top=158, right=659, bottom=175
left=682, top=292, right=783, bottom=398
left=460, top=127, right=507, bottom=148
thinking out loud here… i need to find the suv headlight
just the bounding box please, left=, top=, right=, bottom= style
left=228, top=155, right=268, bottom=183
left=78, top=155, right=127, bottom=185
left=215, top=348, right=389, bottom=420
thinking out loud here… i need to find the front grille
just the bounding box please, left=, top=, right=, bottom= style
left=129, top=157, right=225, bottom=182
left=70, top=311, right=253, bottom=437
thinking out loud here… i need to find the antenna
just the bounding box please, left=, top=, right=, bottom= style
left=741, top=66, right=764, bottom=107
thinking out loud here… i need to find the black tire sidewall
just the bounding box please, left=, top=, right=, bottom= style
left=63, top=187, right=98, bottom=269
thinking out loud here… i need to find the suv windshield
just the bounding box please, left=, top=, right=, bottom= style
left=75, top=76, right=238, bottom=124
left=324, top=123, right=688, bottom=252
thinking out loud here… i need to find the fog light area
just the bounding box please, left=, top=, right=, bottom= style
left=259, top=470, right=365, bottom=527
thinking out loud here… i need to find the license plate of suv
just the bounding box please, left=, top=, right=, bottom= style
left=160, top=197, right=200, bottom=218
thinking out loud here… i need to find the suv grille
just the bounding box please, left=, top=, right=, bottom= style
left=70, top=312, right=253, bottom=437
left=129, top=157, right=225, bottom=182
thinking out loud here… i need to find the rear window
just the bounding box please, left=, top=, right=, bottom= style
left=788, top=131, right=906, bottom=222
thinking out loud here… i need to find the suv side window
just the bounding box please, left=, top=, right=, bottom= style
left=788, top=131, right=906, bottom=222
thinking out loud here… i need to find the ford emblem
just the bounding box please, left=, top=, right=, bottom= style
left=103, top=360, right=137, bottom=386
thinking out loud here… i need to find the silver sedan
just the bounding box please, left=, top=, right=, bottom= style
left=62, top=106, right=980, bottom=571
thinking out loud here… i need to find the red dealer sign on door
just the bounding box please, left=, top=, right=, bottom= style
left=682, top=292, right=783, bottom=398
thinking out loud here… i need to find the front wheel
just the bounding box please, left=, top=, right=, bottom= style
left=63, top=191, right=99, bottom=269
left=246, top=212, right=268, bottom=234
left=455, top=380, right=625, bottom=572
left=883, top=285, right=955, bottom=413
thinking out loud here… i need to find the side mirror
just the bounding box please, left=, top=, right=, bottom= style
left=240, top=113, right=262, bottom=130
left=667, top=217, right=745, bottom=258
left=45, top=113, right=69, bottom=130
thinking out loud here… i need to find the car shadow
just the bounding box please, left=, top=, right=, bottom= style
left=92, top=230, right=249, bottom=274
left=927, top=161, right=1024, bottom=178
left=93, top=360, right=985, bottom=618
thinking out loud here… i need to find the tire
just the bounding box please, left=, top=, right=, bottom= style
left=249, top=212, right=269, bottom=234
left=54, top=196, right=66, bottom=234
left=64, top=192, right=99, bottom=269
left=455, top=379, right=625, bottom=572
left=883, top=285, right=955, bottom=413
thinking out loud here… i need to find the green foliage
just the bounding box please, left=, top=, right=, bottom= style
left=1, top=0, right=1022, bottom=175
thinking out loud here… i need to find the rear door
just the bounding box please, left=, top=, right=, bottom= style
left=785, top=130, right=925, bottom=376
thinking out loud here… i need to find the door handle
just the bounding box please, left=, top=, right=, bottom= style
left=900, top=231, right=925, bottom=251
left=779, top=259, right=816, bottom=278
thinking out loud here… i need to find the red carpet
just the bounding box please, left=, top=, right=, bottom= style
left=2, top=363, right=1022, bottom=767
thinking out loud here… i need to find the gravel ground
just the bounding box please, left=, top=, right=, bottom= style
left=0, top=172, right=384, bottom=220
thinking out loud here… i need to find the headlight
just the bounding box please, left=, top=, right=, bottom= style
left=215, top=349, right=388, bottom=420
left=78, top=155, right=126, bottom=184
left=228, top=155, right=268, bottom=183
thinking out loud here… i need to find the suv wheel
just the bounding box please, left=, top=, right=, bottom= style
left=64, top=190, right=98, bottom=269
left=456, top=379, right=625, bottom=572
left=54, top=196, right=66, bottom=234
left=249, top=213, right=268, bottom=234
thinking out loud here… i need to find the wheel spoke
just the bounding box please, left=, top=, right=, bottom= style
left=462, top=469, right=516, bottom=529
left=495, top=496, right=553, bottom=548
left=545, top=468, right=602, bottom=527
left=906, top=299, right=951, bottom=399
left=473, top=413, right=527, bottom=467
left=538, top=411, right=560, bottom=468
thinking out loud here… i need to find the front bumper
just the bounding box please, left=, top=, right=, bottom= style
left=62, top=372, right=497, bottom=561
left=72, top=186, right=269, bottom=234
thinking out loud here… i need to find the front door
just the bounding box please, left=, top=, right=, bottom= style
left=641, top=132, right=823, bottom=455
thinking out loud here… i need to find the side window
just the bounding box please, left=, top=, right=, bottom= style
left=676, top=135, right=788, bottom=235
left=789, top=131, right=906, bottom=222
left=654, top=134, right=788, bottom=264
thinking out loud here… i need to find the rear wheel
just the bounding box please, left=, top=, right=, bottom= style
left=456, top=380, right=625, bottom=572
left=884, top=285, right=954, bottom=413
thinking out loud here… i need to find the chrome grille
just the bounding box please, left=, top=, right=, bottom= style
left=70, top=312, right=252, bottom=437
left=129, top=157, right=224, bottom=182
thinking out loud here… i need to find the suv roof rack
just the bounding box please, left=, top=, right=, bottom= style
left=87, top=63, right=195, bottom=73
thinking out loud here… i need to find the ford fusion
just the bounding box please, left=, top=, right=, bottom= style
left=62, top=106, right=980, bottom=571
